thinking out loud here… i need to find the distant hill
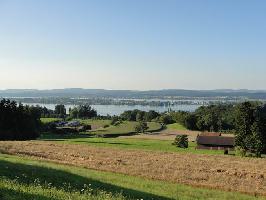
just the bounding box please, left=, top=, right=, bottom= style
left=1, top=88, right=266, bottom=99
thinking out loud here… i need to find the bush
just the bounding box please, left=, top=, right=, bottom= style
left=111, top=116, right=120, bottom=125
left=235, top=146, right=247, bottom=157
left=54, top=128, right=79, bottom=135
left=113, top=121, right=121, bottom=126
left=172, top=135, right=188, bottom=148
left=159, top=115, right=174, bottom=125
left=77, top=125, right=91, bottom=132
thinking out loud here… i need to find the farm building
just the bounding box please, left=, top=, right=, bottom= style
left=196, top=135, right=235, bottom=150
left=199, top=132, right=221, bottom=137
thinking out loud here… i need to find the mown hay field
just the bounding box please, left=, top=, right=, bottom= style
left=0, top=141, right=266, bottom=197
left=1, top=154, right=263, bottom=200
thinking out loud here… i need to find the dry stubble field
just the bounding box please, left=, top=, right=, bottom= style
left=0, top=141, right=265, bottom=196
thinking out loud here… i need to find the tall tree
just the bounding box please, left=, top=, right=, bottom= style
left=234, top=102, right=254, bottom=153
left=234, top=102, right=265, bottom=157
left=54, top=104, right=66, bottom=118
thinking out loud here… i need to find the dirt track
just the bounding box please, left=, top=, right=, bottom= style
left=0, top=141, right=266, bottom=196
left=120, top=129, right=234, bottom=142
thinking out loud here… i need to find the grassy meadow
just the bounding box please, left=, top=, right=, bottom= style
left=40, top=118, right=61, bottom=124
left=166, top=123, right=187, bottom=131
left=40, top=135, right=224, bottom=155
left=83, top=120, right=161, bottom=133
left=41, top=118, right=162, bottom=136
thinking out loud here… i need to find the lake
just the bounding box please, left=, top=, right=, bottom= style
left=24, top=103, right=200, bottom=116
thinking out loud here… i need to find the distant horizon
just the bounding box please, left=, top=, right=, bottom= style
left=1, top=88, right=266, bottom=92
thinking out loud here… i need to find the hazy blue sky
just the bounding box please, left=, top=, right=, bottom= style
left=0, top=0, right=265, bottom=90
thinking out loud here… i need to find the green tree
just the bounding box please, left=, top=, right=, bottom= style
left=172, top=135, right=188, bottom=148
left=54, top=104, right=66, bottom=118
left=144, top=110, right=160, bottom=122
left=169, top=111, right=188, bottom=125
left=159, top=114, right=174, bottom=124
left=234, top=102, right=265, bottom=157
left=70, top=105, right=97, bottom=119
left=251, top=105, right=266, bottom=156
left=0, top=99, right=40, bottom=140
left=184, top=114, right=198, bottom=130
left=111, top=116, right=120, bottom=126
left=77, top=105, right=97, bottom=119
left=136, top=111, right=145, bottom=122
left=120, top=110, right=135, bottom=121
left=135, top=121, right=148, bottom=133
left=234, top=102, right=254, bottom=154
left=69, top=107, right=79, bottom=119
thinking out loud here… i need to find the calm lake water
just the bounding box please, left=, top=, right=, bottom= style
left=24, top=103, right=200, bottom=116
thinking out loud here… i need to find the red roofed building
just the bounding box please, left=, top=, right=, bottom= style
left=196, top=135, right=235, bottom=150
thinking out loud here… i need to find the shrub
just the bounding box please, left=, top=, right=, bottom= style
left=135, top=121, right=149, bottom=133
left=54, top=128, right=78, bottom=135
left=159, top=115, right=174, bottom=125
left=114, top=121, right=121, bottom=126
left=235, top=146, right=247, bottom=157
left=172, top=135, right=188, bottom=148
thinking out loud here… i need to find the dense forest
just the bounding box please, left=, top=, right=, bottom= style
left=0, top=99, right=41, bottom=140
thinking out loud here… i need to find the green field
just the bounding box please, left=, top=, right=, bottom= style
left=78, top=119, right=112, bottom=127
left=90, top=121, right=162, bottom=135
left=0, top=154, right=263, bottom=200
left=74, top=121, right=162, bottom=136
left=40, top=135, right=223, bottom=155
left=42, top=119, right=162, bottom=136
left=166, top=123, right=187, bottom=131
left=40, top=118, right=61, bottom=124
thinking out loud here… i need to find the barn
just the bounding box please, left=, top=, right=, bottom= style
left=196, top=135, right=235, bottom=150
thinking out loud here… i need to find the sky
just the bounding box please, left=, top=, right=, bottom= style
left=0, top=0, right=266, bottom=90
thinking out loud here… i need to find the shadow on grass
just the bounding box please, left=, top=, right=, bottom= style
left=74, top=140, right=134, bottom=146
left=89, top=129, right=108, bottom=133
left=0, top=160, right=172, bottom=200
left=40, top=132, right=139, bottom=140
left=39, top=133, right=93, bottom=140
left=0, top=188, right=57, bottom=200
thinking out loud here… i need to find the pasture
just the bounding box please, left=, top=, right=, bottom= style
left=87, top=121, right=162, bottom=136
left=40, top=135, right=223, bottom=155
left=42, top=118, right=163, bottom=136
left=40, top=118, right=61, bottom=124
left=166, top=123, right=187, bottom=131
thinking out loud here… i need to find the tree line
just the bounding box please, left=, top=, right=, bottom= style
left=33, top=104, right=98, bottom=119
left=118, top=102, right=266, bottom=156
left=0, top=99, right=41, bottom=140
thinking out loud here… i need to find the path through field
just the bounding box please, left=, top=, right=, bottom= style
left=120, top=129, right=234, bottom=142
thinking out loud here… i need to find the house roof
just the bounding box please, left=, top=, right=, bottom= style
left=200, top=132, right=221, bottom=137
left=197, top=136, right=235, bottom=146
